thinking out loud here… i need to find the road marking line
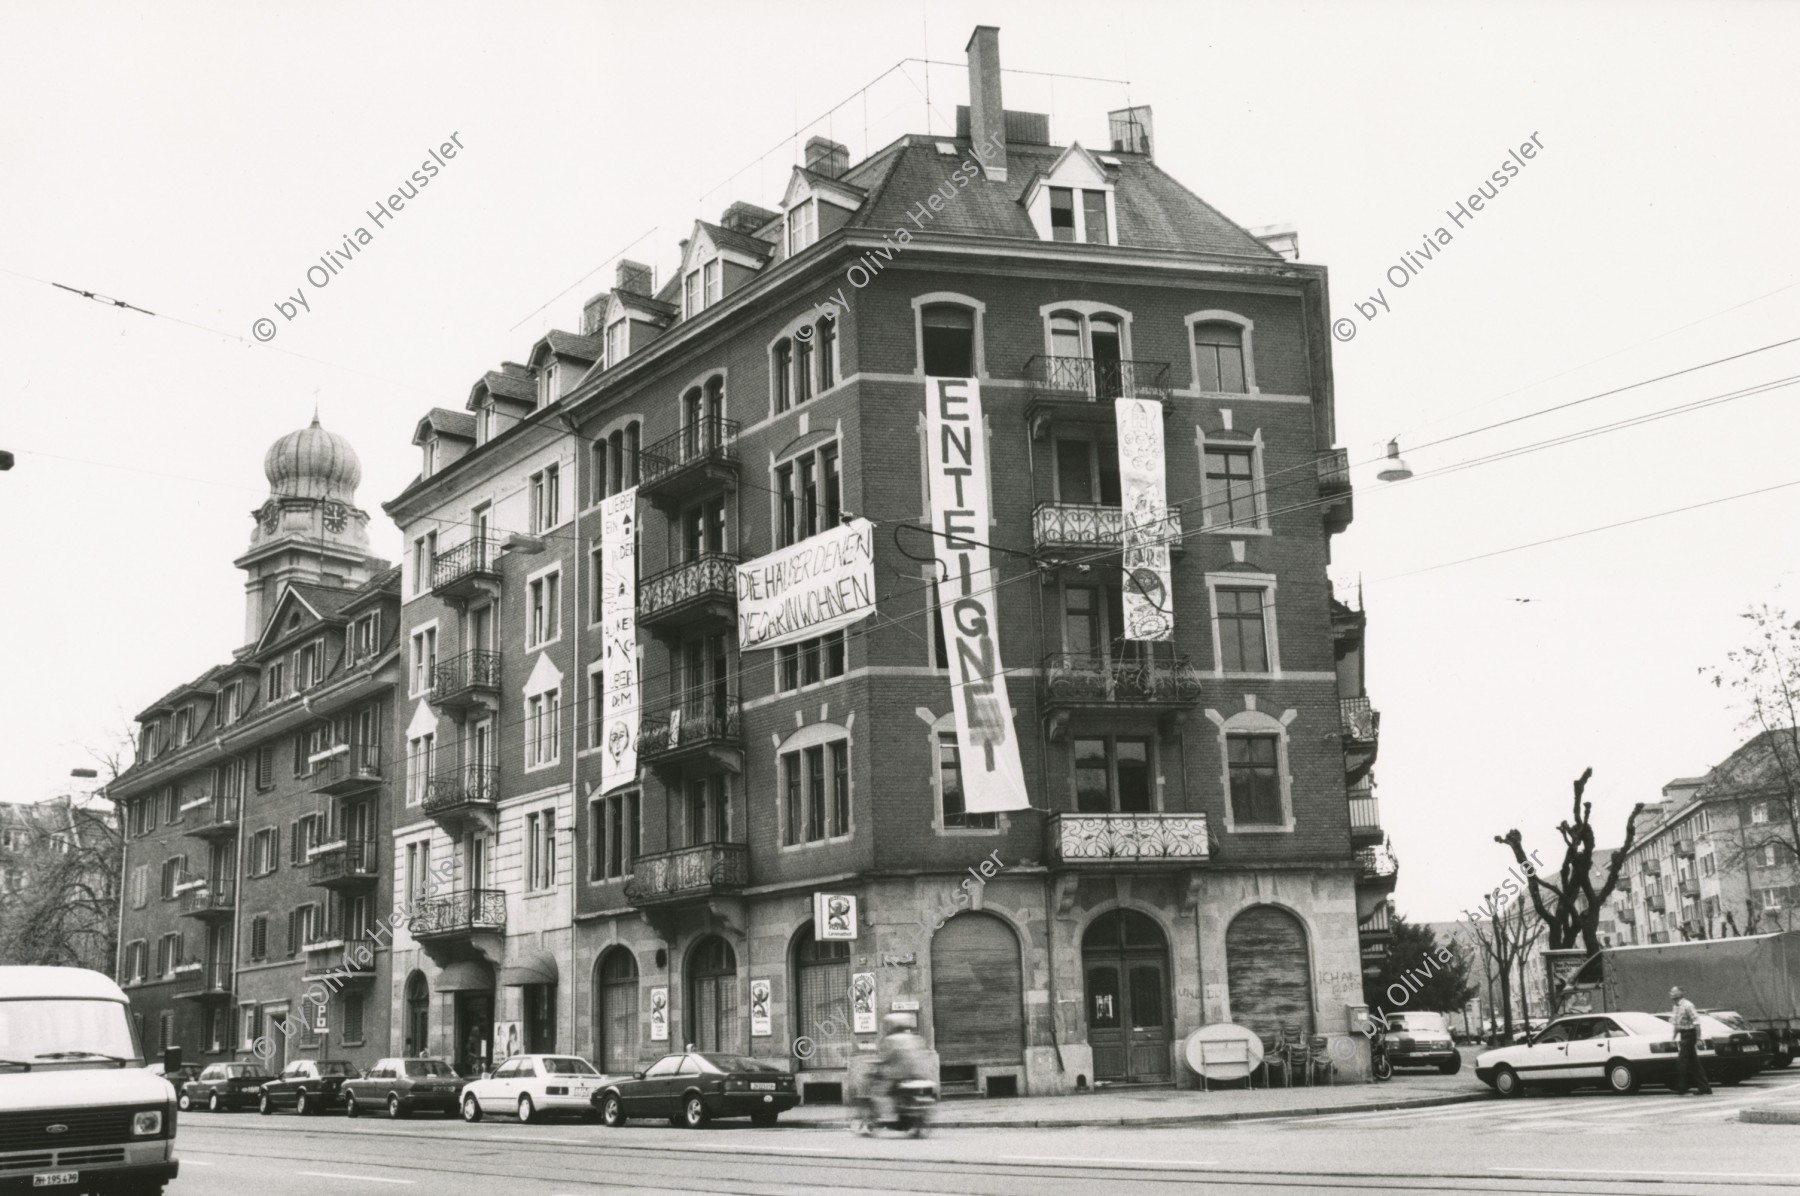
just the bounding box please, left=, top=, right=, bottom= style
left=1499, top=1166, right=1800, bottom=1180
left=999, top=1155, right=1216, bottom=1169
left=298, top=1173, right=414, bottom=1185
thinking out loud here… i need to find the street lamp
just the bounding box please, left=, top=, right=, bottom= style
left=1376, top=438, right=1414, bottom=482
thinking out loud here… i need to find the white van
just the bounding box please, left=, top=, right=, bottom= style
left=0, top=966, right=179, bottom=1194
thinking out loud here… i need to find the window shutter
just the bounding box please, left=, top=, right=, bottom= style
left=289, top=821, right=298, bottom=866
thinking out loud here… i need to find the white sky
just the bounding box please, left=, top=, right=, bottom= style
left=6, top=0, right=1799, bottom=922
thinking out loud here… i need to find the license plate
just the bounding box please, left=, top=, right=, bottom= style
left=34, top=1174, right=79, bottom=1188
left=750, top=1082, right=775, bottom=1091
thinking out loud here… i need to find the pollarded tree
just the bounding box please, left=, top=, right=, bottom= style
left=1495, top=768, right=1644, bottom=956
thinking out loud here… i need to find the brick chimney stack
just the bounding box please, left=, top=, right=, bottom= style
left=966, top=25, right=1007, bottom=182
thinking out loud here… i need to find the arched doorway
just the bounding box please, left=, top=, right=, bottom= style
left=685, top=936, right=738, bottom=1053
left=404, top=971, right=429, bottom=1056
left=792, top=926, right=850, bottom=1070
left=593, top=949, right=639, bottom=1074
left=1225, top=905, right=1315, bottom=1043
left=1082, top=909, right=1171, bottom=1083
left=930, top=913, right=1024, bottom=1090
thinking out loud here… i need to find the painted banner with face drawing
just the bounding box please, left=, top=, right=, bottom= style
left=925, top=377, right=1030, bottom=813
left=599, top=486, right=639, bottom=793
left=1115, top=398, right=1174, bottom=641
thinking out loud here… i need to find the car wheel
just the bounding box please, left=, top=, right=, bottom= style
left=1605, top=1059, right=1640, bottom=1095
left=388, top=1094, right=406, bottom=1120
left=259, top=1094, right=273, bottom=1116
left=601, top=1095, right=626, bottom=1128
left=461, top=1094, right=483, bottom=1123
left=682, top=1095, right=709, bottom=1129
left=208, top=1092, right=222, bottom=1113
left=345, top=1094, right=361, bottom=1118
left=177, top=1093, right=192, bottom=1112
left=297, top=1092, right=311, bottom=1116
left=1772, top=1049, right=1794, bottom=1070
left=517, top=1094, right=536, bottom=1124
left=1438, top=1055, right=1463, bottom=1075
left=751, top=1112, right=778, bottom=1127
left=1493, top=1065, right=1524, bottom=1098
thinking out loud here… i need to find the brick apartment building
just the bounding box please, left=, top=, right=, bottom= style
left=387, top=25, right=1396, bottom=1098
left=110, top=418, right=401, bottom=1073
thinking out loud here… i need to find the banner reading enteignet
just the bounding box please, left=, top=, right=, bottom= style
left=925, top=376, right=1030, bottom=813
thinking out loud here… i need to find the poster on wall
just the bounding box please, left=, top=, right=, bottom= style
left=750, top=979, right=772, bottom=1038
left=494, top=1021, right=522, bottom=1061
left=924, top=376, right=1030, bottom=813
left=649, top=987, right=669, bottom=1042
left=1114, top=397, right=1174, bottom=641
left=599, top=487, right=640, bottom=793
left=736, top=518, right=878, bottom=651
left=851, top=973, right=877, bottom=1034
left=813, top=892, right=858, bottom=940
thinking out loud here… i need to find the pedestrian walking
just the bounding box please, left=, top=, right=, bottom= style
left=1669, top=986, right=1713, bottom=1096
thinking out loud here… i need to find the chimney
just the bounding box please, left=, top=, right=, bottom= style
left=1248, top=224, right=1300, bottom=262
left=965, top=25, right=1007, bottom=182
left=803, top=137, right=850, bottom=180
left=1108, top=106, right=1154, bottom=158
left=581, top=293, right=607, bottom=336
left=719, top=201, right=780, bottom=234
left=615, top=259, right=653, bottom=297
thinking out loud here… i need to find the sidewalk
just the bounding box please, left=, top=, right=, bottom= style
left=780, top=1073, right=1487, bottom=1129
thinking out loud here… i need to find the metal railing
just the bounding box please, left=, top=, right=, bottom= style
left=178, top=881, right=235, bottom=916
left=423, top=765, right=500, bottom=813
left=1349, top=793, right=1382, bottom=834
left=182, top=795, right=240, bottom=835
left=1341, top=696, right=1379, bottom=742
left=638, top=553, right=738, bottom=620
left=315, top=743, right=382, bottom=790
left=307, top=836, right=380, bottom=885
left=431, top=537, right=503, bottom=591
left=431, top=650, right=502, bottom=701
left=1022, top=355, right=1172, bottom=402
left=623, top=842, right=751, bottom=905
left=1318, top=448, right=1351, bottom=495
left=1355, top=844, right=1399, bottom=881
left=638, top=417, right=740, bottom=488
left=641, top=695, right=743, bottom=758
left=407, top=888, right=507, bottom=937
left=1040, top=648, right=1201, bottom=706
left=1032, top=502, right=1182, bottom=551
left=1047, top=812, right=1210, bottom=863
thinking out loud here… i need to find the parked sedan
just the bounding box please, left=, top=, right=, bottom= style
left=594, top=1052, right=798, bottom=1129
left=343, top=1057, right=465, bottom=1119
left=459, top=1054, right=608, bottom=1123
left=1476, top=1010, right=1766, bottom=1097
left=1383, top=1011, right=1462, bottom=1074
left=259, top=1058, right=360, bottom=1114
left=182, top=1061, right=273, bottom=1111
left=1652, top=1011, right=1770, bottom=1085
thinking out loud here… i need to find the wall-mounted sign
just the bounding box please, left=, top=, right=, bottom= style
left=890, top=999, right=921, bottom=1012
left=813, top=892, right=858, bottom=941
left=736, top=518, right=878, bottom=651
left=750, top=978, right=772, bottom=1038
left=599, top=487, right=640, bottom=793
left=1115, top=398, right=1173, bottom=641
left=851, top=972, right=877, bottom=1034
left=648, top=986, right=668, bottom=1042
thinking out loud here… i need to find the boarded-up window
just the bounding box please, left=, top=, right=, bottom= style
left=794, top=928, right=851, bottom=1070
left=930, top=912, right=1023, bottom=1066
left=596, top=949, right=639, bottom=1074
left=1225, top=905, right=1313, bottom=1042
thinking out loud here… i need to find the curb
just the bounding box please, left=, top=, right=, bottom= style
left=785, top=1090, right=1488, bottom=1130
left=1739, top=1107, right=1800, bottom=1125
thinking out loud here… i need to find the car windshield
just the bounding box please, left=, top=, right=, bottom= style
left=318, top=1062, right=357, bottom=1077
left=0, top=998, right=137, bottom=1065
left=404, top=1060, right=455, bottom=1077
left=542, top=1057, right=599, bottom=1076
left=1610, top=1012, right=1673, bottom=1036
left=1388, top=1013, right=1448, bottom=1034
left=1708, top=1011, right=1750, bottom=1030
left=227, top=1064, right=270, bottom=1078
left=695, top=1055, right=782, bottom=1074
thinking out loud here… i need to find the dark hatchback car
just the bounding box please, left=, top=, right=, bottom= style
left=594, top=1052, right=797, bottom=1129
left=342, top=1057, right=466, bottom=1119
left=259, top=1058, right=361, bottom=1114
left=183, top=1061, right=273, bottom=1111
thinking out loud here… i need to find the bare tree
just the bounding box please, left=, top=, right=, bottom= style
left=1496, top=768, right=1645, bottom=955
left=1466, top=890, right=1542, bottom=1039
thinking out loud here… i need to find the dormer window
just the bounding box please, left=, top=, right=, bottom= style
left=1048, top=186, right=1109, bottom=244
left=1027, top=147, right=1117, bottom=246
left=1049, top=189, right=1075, bottom=240
left=605, top=320, right=628, bottom=367
left=684, top=271, right=700, bottom=318
left=684, top=262, right=722, bottom=319
left=422, top=438, right=439, bottom=478
left=538, top=363, right=558, bottom=408
left=788, top=199, right=818, bottom=255
left=704, top=259, right=721, bottom=306
left=479, top=404, right=500, bottom=445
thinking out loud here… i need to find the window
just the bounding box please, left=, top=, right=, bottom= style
left=157, top=932, right=182, bottom=978
left=529, top=570, right=562, bottom=647
left=128, top=865, right=148, bottom=908
left=528, top=689, right=561, bottom=767
left=684, top=776, right=731, bottom=846
left=412, top=530, right=438, bottom=595
left=249, top=828, right=278, bottom=877
left=221, top=682, right=242, bottom=726
left=249, top=916, right=268, bottom=962
left=605, top=319, right=628, bottom=367
left=1193, top=322, right=1247, bottom=393
left=173, top=706, right=192, bottom=747
left=256, top=745, right=275, bottom=790
left=773, top=339, right=793, bottom=414
left=778, top=631, right=846, bottom=691
left=265, top=659, right=286, bottom=703
left=1202, top=445, right=1260, bottom=528
left=781, top=739, right=850, bottom=845
left=350, top=612, right=381, bottom=662
left=1227, top=734, right=1283, bottom=826
left=160, top=856, right=186, bottom=900
left=1073, top=737, right=1153, bottom=814
left=920, top=304, right=975, bottom=376
left=1751, top=803, right=1770, bottom=824
left=1049, top=188, right=1075, bottom=241
left=531, top=463, right=561, bottom=532
left=163, top=788, right=180, bottom=825
left=776, top=443, right=840, bottom=547
left=684, top=270, right=700, bottom=318
left=1055, top=437, right=1122, bottom=507
left=294, top=725, right=329, bottom=778
left=295, top=640, right=323, bottom=691
left=422, top=438, right=439, bottom=478
left=788, top=198, right=817, bottom=254
left=584, top=662, right=604, bottom=750
left=682, top=496, right=727, bottom=561
left=291, top=814, right=322, bottom=866
left=588, top=437, right=609, bottom=508
left=1046, top=308, right=1127, bottom=397
left=411, top=627, right=438, bottom=694
left=123, top=940, right=147, bottom=983
left=538, top=362, right=558, bottom=407
left=1082, top=189, right=1109, bottom=245
left=703, top=259, right=721, bottom=306
left=591, top=790, right=641, bottom=880
left=795, top=334, right=814, bottom=404
left=817, top=317, right=836, bottom=389
left=939, top=732, right=996, bottom=829
left=1216, top=588, right=1270, bottom=673
left=404, top=840, right=433, bottom=904
left=526, top=809, right=557, bottom=890
left=407, top=734, right=435, bottom=806
left=342, top=992, right=365, bottom=1043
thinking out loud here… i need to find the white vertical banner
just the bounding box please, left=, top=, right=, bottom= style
left=599, top=486, right=639, bottom=793
left=1115, top=398, right=1174, bottom=641
left=925, top=376, right=1030, bottom=813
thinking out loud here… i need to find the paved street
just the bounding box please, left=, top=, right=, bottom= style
left=165, top=1072, right=1800, bottom=1196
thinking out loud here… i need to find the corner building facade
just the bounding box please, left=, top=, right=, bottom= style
left=396, top=26, right=1396, bottom=1098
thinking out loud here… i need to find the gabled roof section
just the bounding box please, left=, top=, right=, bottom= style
left=338, top=566, right=402, bottom=615
left=467, top=363, right=535, bottom=412
left=254, top=581, right=353, bottom=653
left=782, top=166, right=868, bottom=214
left=1021, top=141, right=1111, bottom=197
left=414, top=408, right=476, bottom=445
left=528, top=330, right=603, bottom=369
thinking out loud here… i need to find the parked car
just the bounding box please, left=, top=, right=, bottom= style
left=182, top=1061, right=273, bottom=1111
left=1652, top=1011, right=1771, bottom=1085
left=343, top=1057, right=465, bottom=1119
left=1382, top=1011, right=1462, bottom=1073
left=258, top=1058, right=360, bottom=1114
left=155, top=1062, right=206, bottom=1104
left=594, top=1052, right=798, bottom=1129
left=459, top=1054, right=608, bottom=1123
left=1475, top=1010, right=1766, bottom=1097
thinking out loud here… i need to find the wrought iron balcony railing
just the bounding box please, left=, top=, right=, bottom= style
left=623, top=842, right=751, bottom=907
left=431, top=537, right=503, bottom=594
left=178, top=881, right=235, bottom=918
left=182, top=795, right=240, bottom=840
left=637, top=417, right=740, bottom=496
left=313, top=743, right=383, bottom=794
left=431, top=650, right=502, bottom=707
left=1679, top=877, right=1700, bottom=897
left=423, top=765, right=500, bottom=815
left=1040, top=649, right=1201, bottom=708
left=640, top=695, right=743, bottom=761
left=307, top=836, right=380, bottom=887
left=1022, top=355, right=1172, bottom=403
left=1047, top=813, right=1210, bottom=865
left=1341, top=696, right=1379, bottom=742
left=1318, top=447, right=1352, bottom=496
left=1355, top=844, right=1399, bottom=884
left=175, top=960, right=232, bottom=998
left=638, top=553, right=738, bottom=627
left=1642, top=857, right=1663, bottom=876
left=1032, top=502, right=1182, bottom=555
left=407, top=888, right=507, bottom=938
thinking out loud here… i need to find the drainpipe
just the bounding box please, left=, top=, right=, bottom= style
left=566, top=421, right=583, bottom=1059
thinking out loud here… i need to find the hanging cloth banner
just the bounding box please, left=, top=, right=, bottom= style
left=924, top=376, right=1030, bottom=813
left=736, top=518, right=878, bottom=651
left=1115, top=397, right=1174, bottom=641
left=599, top=486, right=639, bottom=793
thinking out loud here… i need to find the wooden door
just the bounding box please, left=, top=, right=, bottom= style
left=930, top=913, right=1024, bottom=1069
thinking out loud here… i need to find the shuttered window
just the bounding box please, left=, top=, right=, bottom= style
left=929, top=913, right=1024, bottom=1067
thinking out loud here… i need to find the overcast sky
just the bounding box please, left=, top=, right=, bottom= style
left=6, top=0, right=1799, bottom=922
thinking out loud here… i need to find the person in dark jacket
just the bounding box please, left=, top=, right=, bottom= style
left=1670, top=986, right=1713, bottom=1096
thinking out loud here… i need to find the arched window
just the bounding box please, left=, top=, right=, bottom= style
left=1044, top=305, right=1130, bottom=398
left=773, top=339, right=793, bottom=414
left=594, top=948, right=639, bottom=1074
left=1225, top=905, right=1314, bottom=1041
left=792, top=926, right=851, bottom=1070
left=817, top=316, right=836, bottom=390
left=404, top=971, right=429, bottom=1055
left=686, top=936, right=739, bottom=1052
left=920, top=304, right=976, bottom=376
left=795, top=334, right=814, bottom=404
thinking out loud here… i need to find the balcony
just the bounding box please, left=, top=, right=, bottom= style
left=301, top=933, right=379, bottom=984
left=430, top=650, right=502, bottom=715
left=1647, top=892, right=1667, bottom=912
left=179, top=880, right=235, bottom=921
left=637, top=418, right=740, bottom=505
left=624, top=842, right=751, bottom=908
left=1616, top=906, right=1636, bottom=924
left=423, top=765, right=500, bottom=833
left=307, top=837, right=380, bottom=890
left=1643, top=857, right=1663, bottom=876
left=175, top=961, right=232, bottom=1002
left=1359, top=902, right=1394, bottom=936
left=1040, top=648, right=1201, bottom=716
left=1679, top=877, right=1700, bottom=897
left=1348, top=785, right=1383, bottom=847
left=1341, top=696, right=1380, bottom=776
left=1355, top=844, right=1399, bottom=895
left=407, top=888, right=506, bottom=943
left=1674, top=838, right=1696, bottom=856
left=1616, top=873, right=1632, bottom=894
left=312, top=743, right=383, bottom=795
left=638, top=553, right=738, bottom=633
left=1022, top=356, right=1172, bottom=439
left=640, top=696, right=743, bottom=774
left=430, top=537, right=503, bottom=605
left=1046, top=812, right=1210, bottom=867
left=1032, top=502, right=1183, bottom=557
left=182, top=795, right=240, bottom=842
left=1319, top=448, right=1354, bottom=535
